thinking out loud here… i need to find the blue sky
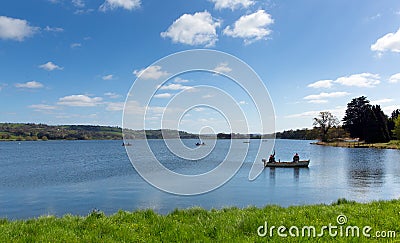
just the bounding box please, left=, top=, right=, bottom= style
left=1, top=0, right=400, bottom=133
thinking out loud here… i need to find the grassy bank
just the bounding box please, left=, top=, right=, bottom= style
left=1, top=199, right=399, bottom=242
left=313, top=140, right=400, bottom=150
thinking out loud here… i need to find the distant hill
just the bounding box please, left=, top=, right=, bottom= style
left=0, top=123, right=201, bottom=141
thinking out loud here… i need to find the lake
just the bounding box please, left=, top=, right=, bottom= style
left=1, top=139, right=400, bottom=219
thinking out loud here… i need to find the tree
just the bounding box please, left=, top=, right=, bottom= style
left=313, top=111, right=339, bottom=142
left=393, top=116, right=400, bottom=140
left=342, top=96, right=371, bottom=140
left=388, top=109, right=400, bottom=139
left=363, top=105, right=390, bottom=143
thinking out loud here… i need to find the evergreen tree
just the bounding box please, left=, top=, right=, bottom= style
left=364, top=105, right=390, bottom=143
left=342, top=96, right=371, bottom=140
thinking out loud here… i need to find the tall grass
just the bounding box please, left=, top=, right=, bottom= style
left=0, top=199, right=399, bottom=242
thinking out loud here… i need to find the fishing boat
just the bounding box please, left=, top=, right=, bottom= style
left=122, top=142, right=132, bottom=146
left=262, top=158, right=310, bottom=168
left=195, top=142, right=205, bottom=146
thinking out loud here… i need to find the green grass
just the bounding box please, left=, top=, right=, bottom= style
left=316, top=140, right=400, bottom=150
left=1, top=199, right=399, bottom=242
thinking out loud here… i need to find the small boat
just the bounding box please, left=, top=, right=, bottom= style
left=195, top=142, right=205, bottom=146
left=122, top=142, right=132, bottom=146
left=262, top=158, right=310, bottom=168
left=243, top=141, right=250, bottom=143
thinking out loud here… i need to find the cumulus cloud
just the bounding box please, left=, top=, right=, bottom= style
left=72, top=0, right=85, bottom=8
left=308, top=80, right=333, bottom=89
left=334, top=73, right=380, bottom=88
left=213, top=62, right=232, bottom=74
left=371, top=28, right=400, bottom=53
left=174, top=77, right=189, bottom=83
left=209, top=0, right=254, bottom=10
left=223, top=10, right=274, bottom=44
left=159, top=83, right=193, bottom=91
left=39, top=61, right=63, bottom=71
left=71, top=43, right=82, bottom=48
left=0, top=16, right=39, bottom=41
left=29, top=104, right=58, bottom=111
left=133, top=65, right=170, bottom=80
left=154, top=93, right=173, bottom=99
left=58, top=94, right=102, bottom=107
left=15, top=81, right=44, bottom=89
left=304, top=91, right=350, bottom=100
left=389, top=73, right=400, bottom=83
left=106, top=102, right=124, bottom=111
left=160, top=11, right=221, bottom=47
left=99, top=0, right=141, bottom=11
left=44, top=26, right=64, bottom=32
left=307, top=99, right=328, bottom=104
left=102, top=74, right=114, bottom=80
left=104, top=92, right=121, bottom=98
left=371, top=98, right=394, bottom=104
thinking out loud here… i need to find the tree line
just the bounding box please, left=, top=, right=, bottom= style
left=313, top=96, right=400, bottom=143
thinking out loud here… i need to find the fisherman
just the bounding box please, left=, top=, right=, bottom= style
left=269, top=150, right=276, bottom=163
left=293, top=153, right=299, bottom=162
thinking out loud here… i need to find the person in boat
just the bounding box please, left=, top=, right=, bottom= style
left=293, top=153, right=299, bottom=162
left=268, top=150, right=276, bottom=163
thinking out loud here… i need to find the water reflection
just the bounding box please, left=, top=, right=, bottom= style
left=345, top=148, right=386, bottom=189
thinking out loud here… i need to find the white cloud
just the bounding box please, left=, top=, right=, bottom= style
left=209, top=0, right=254, bottom=10
left=99, top=0, right=141, bottom=11
left=154, top=93, right=173, bottom=99
left=0, top=16, right=39, bottom=41
left=389, top=73, right=400, bottom=83
left=160, top=11, right=221, bottom=47
left=39, top=61, right=63, bottom=71
left=334, top=73, right=380, bottom=88
left=159, top=83, right=193, bottom=91
left=133, top=65, right=170, bottom=80
left=307, top=99, right=328, bottom=104
left=213, top=62, right=232, bottom=74
left=106, top=102, right=124, bottom=111
left=308, top=80, right=333, bottom=89
left=58, top=95, right=102, bottom=107
left=44, top=26, right=64, bottom=32
left=382, top=105, right=400, bottom=115
left=71, top=43, right=82, bottom=48
left=174, top=77, right=189, bottom=83
left=104, top=92, right=121, bottom=98
left=15, top=81, right=44, bottom=89
left=29, top=104, right=58, bottom=111
left=371, top=28, right=400, bottom=53
left=102, top=74, right=114, bottom=80
left=223, top=10, right=274, bottom=44
left=304, top=91, right=350, bottom=100
left=371, top=98, right=394, bottom=104
left=72, top=0, right=85, bottom=8
left=286, top=106, right=346, bottom=119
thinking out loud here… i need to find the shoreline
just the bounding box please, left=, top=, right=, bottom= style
left=1, top=198, right=398, bottom=241
left=311, top=140, right=400, bottom=150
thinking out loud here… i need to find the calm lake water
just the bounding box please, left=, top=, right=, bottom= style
left=1, top=139, right=400, bottom=219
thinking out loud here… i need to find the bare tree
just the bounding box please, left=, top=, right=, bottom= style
left=313, top=111, right=339, bottom=142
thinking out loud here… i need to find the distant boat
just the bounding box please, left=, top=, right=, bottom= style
left=195, top=142, right=205, bottom=146
left=243, top=141, right=250, bottom=143
left=262, top=159, right=310, bottom=168
left=122, top=142, right=132, bottom=146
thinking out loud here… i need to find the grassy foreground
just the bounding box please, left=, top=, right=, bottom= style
left=1, top=199, right=399, bottom=242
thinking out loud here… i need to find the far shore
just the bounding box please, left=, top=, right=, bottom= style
left=312, top=140, right=400, bottom=150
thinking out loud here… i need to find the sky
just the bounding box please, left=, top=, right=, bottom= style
left=1, top=0, right=400, bottom=133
